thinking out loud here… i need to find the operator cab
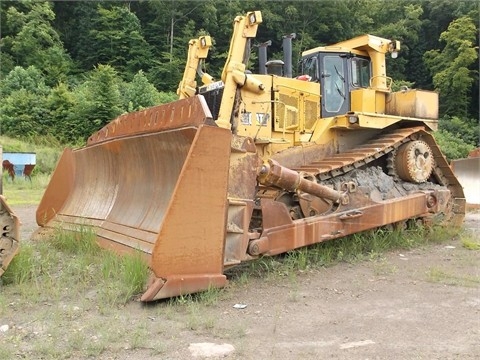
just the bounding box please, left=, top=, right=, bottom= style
left=300, top=52, right=371, bottom=118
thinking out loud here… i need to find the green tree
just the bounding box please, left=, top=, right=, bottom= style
left=439, top=116, right=479, bottom=147
left=46, top=83, right=76, bottom=143
left=371, top=2, right=424, bottom=82
left=424, top=16, right=478, bottom=118
left=122, top=70, right=164, bottom=111
left=1, top=2, right=72, bottom=85
left=0, top=65, right=50, bottom=97
left=434, top=129, right=475, bottom=161
left=0, top=89, right=49, bottom=138
left=69, top=65, right=124, bottom=140
left=137, top=0, right=219, bottom=90
left=0, top=66, right=51, bottom=138
left=80, top=5, right=153, bottom=81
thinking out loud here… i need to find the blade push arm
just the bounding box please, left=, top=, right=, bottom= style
left=215, top=11, right=265, bottom=129
left=177, top=35, right=214, bottom=99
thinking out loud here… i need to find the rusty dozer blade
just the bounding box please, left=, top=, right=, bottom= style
left=0, top=195, right=20, bottom=277
left=36, top=96, right=232, bottom=301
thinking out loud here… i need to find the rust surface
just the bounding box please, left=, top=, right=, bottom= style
left=37, top=97, right=234, bottom=300
left=224, top=135, right=259, bottom=267
left=87, top=96, right=213, bottom=145
left=251, top=190, right=444, bottom=257
left=36, top=148, right=75, bottom=225
left=150, top=125, right=232, bottom=278
left=2, top=160, right=14, bottom=180
left=39, top=125, right=232, bottom=300
left=259, top=159, right=345, bottom=202
left=0, top=195, right=20, bottom=277
left=141, top=274, right=227, bottom=302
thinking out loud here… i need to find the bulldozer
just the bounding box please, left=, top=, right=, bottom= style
left=36, top=11, right=465, bottom=301
left=0, top=146, right=20, bottom=278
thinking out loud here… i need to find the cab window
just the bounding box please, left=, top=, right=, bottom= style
left=351, top=58, right=370, bottom=88
left=301, top=56, right=318, bottom=81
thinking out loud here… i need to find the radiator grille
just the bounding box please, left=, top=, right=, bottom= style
left=276, top=94, right=298, bottom=129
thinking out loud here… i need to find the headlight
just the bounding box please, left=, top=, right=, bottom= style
left=348, top=115, right=359, bottom=124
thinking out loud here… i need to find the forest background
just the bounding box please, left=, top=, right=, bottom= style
left=0, top=0, right=478, bottom=160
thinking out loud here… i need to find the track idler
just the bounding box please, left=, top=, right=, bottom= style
left=392, top=140, right=434, bottom=183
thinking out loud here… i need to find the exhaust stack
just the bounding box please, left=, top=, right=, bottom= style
left=282, top=33, right=296, bottom=78
left=257, top=40, right=272, bottom=75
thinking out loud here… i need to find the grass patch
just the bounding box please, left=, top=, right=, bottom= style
left=1, top=242, right=37, bottom=285
left=461, top=233, right=480, bottom=250
left=1, top=225, right=149, bottom=306
left=372, top=259, right=398, bottom=276
left=2, top=173, right=50, bottom=205
left=426, top=267, right=480, bottom=287
left=50, top=225, right=99, bottom=255
left=1, top=134, right=62, bottom=204
left=184, top=302, right=217, bottom=332
left=98, top=250, right=150, bottom=305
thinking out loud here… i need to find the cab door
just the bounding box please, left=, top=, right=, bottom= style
left=319, top=53, right=350, bottom=118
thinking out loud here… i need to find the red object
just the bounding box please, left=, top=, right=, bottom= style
left=296, top=74, right=312, bottom=81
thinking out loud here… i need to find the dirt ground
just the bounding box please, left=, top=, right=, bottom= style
left=2, top=205, right=480, bottom=359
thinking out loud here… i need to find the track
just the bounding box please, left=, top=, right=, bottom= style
left=293, top=126, right=465, bottom=223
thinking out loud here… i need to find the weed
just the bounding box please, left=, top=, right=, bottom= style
left=3, top=223, right=149, bottom=307
left=98, top=250, right=149, bottom=305
left=100, top=251, right=121, bottom=280
left=67, top=329, right=87, bottom=352
left=233, top=323, right=247, bottom=338
left=50, top=225, right=99, bottom=255
left=159, top=303, right=176, bottom=320
left=84, top=340, right=108, bottom=357
left=121, top=251, right=149, bottom=296
left=284, top=248, right=309, bottom=272
left=196, top=285, right=223, bottom=306
left=288, top=286, right=300, bottom=303
left=236, top=271, right=250, bottom=286
left=149, top=342, right=167, bottom=355
left=186, top=302, right=201, bottom=330
left=32, top=338, right=71, bottom=359
left=426, top=267, right=480, bottom=287
left=461, top=234, right=480, bottom=250
left=0, top=345, right=15, bottom=360
left=1, top=242, right=36, bottom=285
left=129, top=322, right=149, bottom=349
left=184, top=301, right=217, bottom=332
left=372, top=259, right=398, bottom=276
